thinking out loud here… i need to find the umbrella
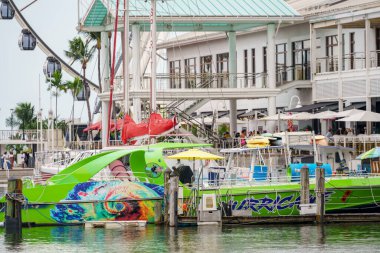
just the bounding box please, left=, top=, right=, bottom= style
left=337, top=111, right=380, bottom=122
left=334, top=109, right=363, bottom=118
left=356, top=147, right=380, bottom=159
left=287, top=112, right=314, bottom=120
left=312, top=110, right=338, bottom=119
left=260, top=113, right=290, bottom=121
left=167, top=149, right=224, bottom=160
left=167, top=149, right=224, bottom=189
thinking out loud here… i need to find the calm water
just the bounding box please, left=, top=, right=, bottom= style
left=1, top=223, right=380, bottom=253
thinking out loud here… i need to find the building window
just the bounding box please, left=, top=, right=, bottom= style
left=200, top=55, right=212, bottom=87
left=292, top=40, right=310, bottom=80
left=276, top=43, right=287, bottom=83
left=326, top=35, right=338, bottom=71
left=216, top=53, right=229, bottom=88
left=169, top=60, right=181, bottom=89
left=251, top=48, right=256, bottom=85
left=184, top=57, right=196, bottom=88
left=244, top=49, right=248, bottom=87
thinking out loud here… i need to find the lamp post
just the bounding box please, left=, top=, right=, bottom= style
left=288, top=95, right=302, bottom=110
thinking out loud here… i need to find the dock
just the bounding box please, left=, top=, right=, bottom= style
left=84, top=220, right=147, bottom=229
left=178, top=214, right=380, bottom=226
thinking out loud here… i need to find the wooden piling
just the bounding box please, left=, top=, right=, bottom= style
left=164, top=169, right=171, bottom=224
left=169, top=176, right=179, bottom=227
left=315, top=165, right=325, bottom=223
left=5, top=178, right=23, bottom=233
left=300, top=165, right=310, bottom=205
left=154, top=201, right=162, bottom=225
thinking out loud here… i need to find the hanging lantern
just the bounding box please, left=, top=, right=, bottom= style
left=76, top=84, right=90, bottom=101
left=0, top=0, right=14, bottom=20
left=43, top=56, right=61, bottom=78
left=18, top=29, right=37, bottom=50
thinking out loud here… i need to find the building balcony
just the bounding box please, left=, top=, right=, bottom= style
left=102, top=70, right=311, bottom=101
left=314, top=57, right=380, bottom=102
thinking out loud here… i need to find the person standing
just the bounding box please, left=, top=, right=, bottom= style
left=24, top=152, right=30, bottom=168
left=9, top=151, right=14, bottom=169
left=3, top=152, right=9, bottom=170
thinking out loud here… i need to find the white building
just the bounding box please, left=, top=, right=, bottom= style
left=159, top=0, right=380, bottom=134
left=79, top=0, right=380, bottom=146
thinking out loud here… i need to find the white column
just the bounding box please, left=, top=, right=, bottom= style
left=365, top=19, right=371, bottom=70
left=229, top=99, right=237, bottom=135
left=101, top=31, right=110, bottom=147
left=228, top=31, right=237, bottom=88
left=337, top=24, right=343, bottom=72
left=150, top=0, right=157, bottom=112
left=123, top=0, right=130, bottom=114
left=310, top=24, right=317, bottom=102
left=365, top=19, right=372, bottom=134
left=132, top=25, right=142, bottom=122
left=267, top=24, right=277, bottom=132
left=228, top=31, right=237, bottom=134
left=337, top=24, right=344, bottom=113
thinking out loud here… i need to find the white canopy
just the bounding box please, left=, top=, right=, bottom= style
left=260, top=113, right=291, bottom=121
left=192, top=117, right=246, bottom=125
left=337, top=110, right=380, bottom=122
left=334, top=109, right=363, bottom=118
left=311, top=110, right=338, bottom=119
left=287, top=112, right=314, bottom=120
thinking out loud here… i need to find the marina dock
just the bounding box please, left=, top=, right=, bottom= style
left=179, top=213, right=380, bottom=226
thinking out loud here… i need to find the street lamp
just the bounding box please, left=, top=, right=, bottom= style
left=288, top=95, right=302, bottom=110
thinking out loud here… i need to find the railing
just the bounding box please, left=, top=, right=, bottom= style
left=0, top=129, right=49, bottom=142
left=332, top=134, right=380, bottom=151
left=168, top=107, right=221, bottom=145
left=370, top=50, right=380, bottom=68
left=316, top=51, right=380, bottom=74
left=109, top=70, right=312, bottom=93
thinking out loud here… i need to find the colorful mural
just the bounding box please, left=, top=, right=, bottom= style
left=50, top=181, right=164, bottom=223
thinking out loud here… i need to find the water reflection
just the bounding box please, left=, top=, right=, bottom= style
left=0, top=223, right=380, bottom=252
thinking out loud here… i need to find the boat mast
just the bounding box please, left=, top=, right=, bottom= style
left=150, top=0, right=157, bottom=113
left=123, top=0, right=129, bottom=114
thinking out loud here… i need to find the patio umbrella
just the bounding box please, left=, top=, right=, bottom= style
left=356, top=147, right=380, bottom=159
left=337, top=111, right=380, bottom=122
left=287, top=112, right=314, bottom=120
left=167, top=149, right=224, bottom=188
left=334, top=109, right=363, bottom=118
left=260, top=113, right=290, bottom=121
left=312, top=110, right=338, bottom=119
left=167, top=149, right=224, bottom=160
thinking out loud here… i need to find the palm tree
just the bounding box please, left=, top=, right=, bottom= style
left=46, top=70, right=63, bottom=141
left=14, top=102, right=35, bottom=140
left=65, top=36, right=95, bottom=135
left=63, top=77, right=83, bottom=142
left=84, top=32, right=102, bottom=93
left=5, top=113, right=20, bottom=139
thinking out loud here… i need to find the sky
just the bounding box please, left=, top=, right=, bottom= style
left=0, top=0, right=98, bottom=129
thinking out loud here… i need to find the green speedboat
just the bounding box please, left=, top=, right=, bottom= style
left=1, top=143, right=380, bottom=226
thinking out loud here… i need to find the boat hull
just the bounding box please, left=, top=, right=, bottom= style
left=1, top=177, right=380, bottom=225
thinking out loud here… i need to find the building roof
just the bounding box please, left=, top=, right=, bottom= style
left=82, top=0, right=302, bottom=32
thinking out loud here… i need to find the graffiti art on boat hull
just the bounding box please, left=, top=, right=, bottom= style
left=50, top=181, right=164, bottom=223
left=229, top=191, right=334, bottom=214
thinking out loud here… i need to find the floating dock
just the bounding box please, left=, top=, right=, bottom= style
left=84, top=220, right=147, bottom=229
left=179, top=213, right=380, bottom=226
